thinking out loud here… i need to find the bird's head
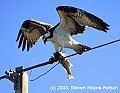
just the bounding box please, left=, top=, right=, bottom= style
left=42, top=32, right=51, bottom=44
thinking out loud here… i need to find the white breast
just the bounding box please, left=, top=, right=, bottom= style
left=48, top=24, right=73, bottom=52
left=53, top=25, right=71, bottom=44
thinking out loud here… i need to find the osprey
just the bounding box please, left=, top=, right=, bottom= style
left=16, top=6, right=109, bottom=79
left=16, top=6, right=109, bottom=54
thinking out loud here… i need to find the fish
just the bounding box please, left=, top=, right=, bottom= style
left=54, top=52, right=74, bottom=79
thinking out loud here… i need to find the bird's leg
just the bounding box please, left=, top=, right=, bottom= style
left=60, top=46, right=63, bottom=52
left=74, top=44, right=91, bottom=54
left=53, top=42, right=65, bottom=60
left=53, top=52, right=62, bottom=60
left=59, top=41, right=64, bottom=52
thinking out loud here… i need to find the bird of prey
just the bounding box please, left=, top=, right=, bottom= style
left=16, top=6, right=109, bottom=79
left=16, top=6, right=109, bottom=54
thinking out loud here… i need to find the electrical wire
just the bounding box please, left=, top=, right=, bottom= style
left=29, top=62, right=59, bottom=81
left=0, top=39, right=119, bottom=81
left=65, top=39, right=120, bottom=58
left=29, top=39, right=120, bottom=81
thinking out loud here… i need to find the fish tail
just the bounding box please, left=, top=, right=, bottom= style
left=67, top=73, right=74, bottom=80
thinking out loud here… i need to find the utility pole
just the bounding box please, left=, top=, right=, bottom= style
left=15, top=66, right=28, bottom=93
left=0, top=57, right=58, bottom=93
left=0, top=66, right=28, bottom=93
left=0, top=39, right=120, bottom=93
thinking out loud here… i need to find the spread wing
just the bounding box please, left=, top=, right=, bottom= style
left=56, top=6, right=109, bottom=35
left=16, top=19, right=53, bottom=51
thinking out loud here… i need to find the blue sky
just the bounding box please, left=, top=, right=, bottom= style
left=0, top=0, right=120, bottom=93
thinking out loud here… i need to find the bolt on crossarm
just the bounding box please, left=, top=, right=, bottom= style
left=0, top=66, right=28, bottom=93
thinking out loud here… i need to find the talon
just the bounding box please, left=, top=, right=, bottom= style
left=49, top=56, right=57, bottom=64
left=53, top=52, right=62, bottom=59
left=74, top=44, right=91, bottom=55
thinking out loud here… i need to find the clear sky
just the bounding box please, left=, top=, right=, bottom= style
left=0, top=0, right=120, bottom=93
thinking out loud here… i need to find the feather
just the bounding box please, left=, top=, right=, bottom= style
left=16, top=29, right=22, bottom=41
left=22, top=38, right=26, bottom=51
left=16, top=19, right=53, bottom=51
left=18, top=35, right=23, bottom=48
left=57, top=6, right=109, bottom=33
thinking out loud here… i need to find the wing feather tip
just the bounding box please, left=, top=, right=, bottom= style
left=22, top=49, right=24, bottom=51
left=27, top=48, right=30, bottom=52
left=102, top=24, right=110, bottom=32
left=18, top=44, right=21, bottom=49
left=16, top=39, right=18, bottom=42
left=16, top=30, right=22, bottom=42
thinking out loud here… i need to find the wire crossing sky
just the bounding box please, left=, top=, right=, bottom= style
left=0, top=0, right=120, bottom=93
left=1, top=38, right=119, bottom=81
left=23, top=38, right=118, bottom=82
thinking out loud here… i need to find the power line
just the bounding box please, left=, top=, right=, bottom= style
left=66, top=39, right=120, bottom=58
left=0, top=39, right=120, bottom=80
left=29, top=62, right=59, bottom=81
left=29, top=39, right=120, bottom=81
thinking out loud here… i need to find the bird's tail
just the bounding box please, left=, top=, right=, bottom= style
left=73, top=44, right=91, bottom=54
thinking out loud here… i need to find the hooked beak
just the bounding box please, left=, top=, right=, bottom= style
left=42, top=36, right=47, bottom=45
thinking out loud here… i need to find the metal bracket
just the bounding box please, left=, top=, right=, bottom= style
left=5, top=68, right=21, bottom=90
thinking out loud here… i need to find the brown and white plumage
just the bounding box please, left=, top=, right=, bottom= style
left=56, top=6, right=109, bottom=35
left=16, top=20, right=53, bottom=51
left=16, top=6, right=109, bottom=79
left=16, top=6, right=109, bottom=54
